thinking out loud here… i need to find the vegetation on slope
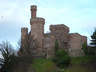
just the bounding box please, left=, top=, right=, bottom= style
left=27, top=58, right=57, bottom=72
left=27, top=56, right=93, bottom=72
left=67, top=56, right=92, bottom=72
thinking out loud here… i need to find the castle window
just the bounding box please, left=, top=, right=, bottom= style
left=46, top=37, right=49, bottom=41
left=81, top=48, right=84, bottom=52
left=81, top=41, right=84, bottom=44
left=63, top=42, right=67, bottom=48
left=69, top=48, right=71, bottom=52
left=33, top=51, right=36, bottom=53
left=69, top=41, right=71, bottom=44
left=81, top=48, right=83, bottom=50
left=46, top=44, right=49, bottom=47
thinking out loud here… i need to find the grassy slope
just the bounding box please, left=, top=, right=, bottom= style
left=66, top=56, right=91, bottom=72
left=27, top=56, right=91, bottom=72
left=28, top=59, right=58, bottom=72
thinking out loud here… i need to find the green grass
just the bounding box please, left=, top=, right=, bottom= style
left=71, top=56, right=90, bottom=65
left=27, top=56, right=92, bottom=72
left=28, top=58, right=57, bottom=72
left=66, top=56, right=92, bottom=72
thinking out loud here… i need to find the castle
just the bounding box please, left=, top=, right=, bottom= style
left=20, top=5, right=87, bottom=58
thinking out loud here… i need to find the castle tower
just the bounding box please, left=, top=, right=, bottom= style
left=30, top=5, right=45, bottom=52
left=30, top=5, right=37, bottom=18
left=21, top=28, right=28, bottom=48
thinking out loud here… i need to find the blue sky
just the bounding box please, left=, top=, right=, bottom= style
left=0, top=0, right=96, bottom=48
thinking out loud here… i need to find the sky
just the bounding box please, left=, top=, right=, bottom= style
left=0, top=0, right=96, bottom=49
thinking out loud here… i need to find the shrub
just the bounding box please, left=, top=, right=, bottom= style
left=56, top=50, right=71, bottom=69
left=82, top=42, right=88, bottom=55
left=54, top=40, right=59, bottom=55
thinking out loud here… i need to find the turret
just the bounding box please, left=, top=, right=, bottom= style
left=30, top=5, right=45, bottom=51
left=21, top=27, right=28, bottom=46
left=30, top=5, right=37, bottom=18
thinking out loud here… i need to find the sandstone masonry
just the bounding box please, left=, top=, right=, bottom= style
left=20, top=5, right=87, bottom=58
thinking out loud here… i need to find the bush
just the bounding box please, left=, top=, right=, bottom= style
left=56, top=50, right=71, bottom=69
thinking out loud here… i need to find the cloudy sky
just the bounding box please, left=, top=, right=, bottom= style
left=0, top=0, right=96, bottom=48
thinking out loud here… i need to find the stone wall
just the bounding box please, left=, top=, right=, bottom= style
left=46, top=47, right=55, bottom=59
left=68, top=49, right=85, bottom=57
left=69, top=33, right=87, bottom=50
left=50, top=24, right=69, bottom=49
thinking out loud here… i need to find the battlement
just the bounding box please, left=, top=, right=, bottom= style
left=50, top=24, right=69, bottom=32
left=82, top=36, right=87, bottom=38
left=69, top=33, right=82, bottom=37
left=30, top=17, right=45, bottom=24
left=21, top=27, right=28, bottom=32
left=30, top=5, right=37, bottom=10
left=69, top=33, right=81, bottom=37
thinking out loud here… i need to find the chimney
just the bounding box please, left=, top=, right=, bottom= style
left=30, top=5, right=37, bottom=18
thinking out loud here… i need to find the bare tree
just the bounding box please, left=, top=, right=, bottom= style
left=19, top=34, right=38, bottom=62
left=16, top=35, right=39, bottom=72
left=17, top=38, right=21, bottom=51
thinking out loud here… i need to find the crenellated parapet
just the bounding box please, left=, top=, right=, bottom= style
left=50, top=24, right=69, bottom=33
left=30, top=17, right=45, bottom=25
left=21, top=27, right=28, bottom=32
left=31, top=5, right=37, bottom=10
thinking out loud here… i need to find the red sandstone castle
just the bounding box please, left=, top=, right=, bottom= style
left=20, top=5, right=87, bottom=58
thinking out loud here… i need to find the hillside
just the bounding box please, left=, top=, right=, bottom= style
left=27, top=56, right=93, bottom=72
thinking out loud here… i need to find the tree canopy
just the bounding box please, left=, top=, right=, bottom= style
left=0, top=41, right=17, bottom=72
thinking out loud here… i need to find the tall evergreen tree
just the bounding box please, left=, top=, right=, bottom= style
left=90, top=29, right=96, bottom=55
left=89, top=29, right=96, bottom=66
